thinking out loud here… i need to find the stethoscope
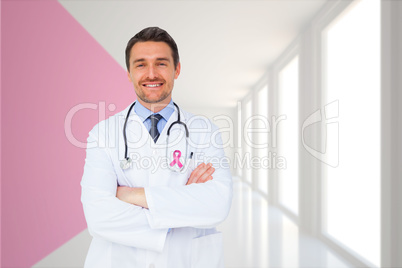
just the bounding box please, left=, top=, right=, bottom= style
left=120, top=101, right=189, bottom=171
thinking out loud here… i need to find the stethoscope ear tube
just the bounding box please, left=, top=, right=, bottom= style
left=122, top=102, right=137, bottom=161
left=167, top=103, right=189, bottom=137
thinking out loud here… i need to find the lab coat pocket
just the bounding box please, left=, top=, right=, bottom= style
left=191, top=232, right=224, bottom=268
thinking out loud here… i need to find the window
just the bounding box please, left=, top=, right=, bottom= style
left=237, top=102, right=243, bottom=178
left=278, top=56, right=299, bottom=215
left=256, top=85, right=269, bottom=194
left=243, top=98, right=253, bottom=184
left=322, top=0, right=380, bottom=266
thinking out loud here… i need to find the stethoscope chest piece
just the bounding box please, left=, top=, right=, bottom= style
left=120, top=158, right=132, bottom=170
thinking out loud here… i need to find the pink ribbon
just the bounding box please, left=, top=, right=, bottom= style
left=169, top=150, right=183, bottom=168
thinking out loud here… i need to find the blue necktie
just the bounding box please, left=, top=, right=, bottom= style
left=149, top=114, right=163, bottom=143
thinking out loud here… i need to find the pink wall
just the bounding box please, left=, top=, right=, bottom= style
left=2, top=1, right=134, bottom=267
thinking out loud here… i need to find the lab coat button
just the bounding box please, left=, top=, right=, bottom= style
left=153, top=150, right=157, bottom=155
left=149, top=264, right=155, bottom=268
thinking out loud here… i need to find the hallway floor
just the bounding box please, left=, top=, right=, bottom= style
left=219, top=177, right=351, bottom=268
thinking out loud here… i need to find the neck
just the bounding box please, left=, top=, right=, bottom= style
left=137, top=96, right=171, bottom=113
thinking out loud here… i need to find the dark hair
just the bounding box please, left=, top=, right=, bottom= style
left=125, top=27, right=180, bottom=71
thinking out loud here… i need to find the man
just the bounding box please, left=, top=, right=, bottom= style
left=81, top=27, right=232, bottom=268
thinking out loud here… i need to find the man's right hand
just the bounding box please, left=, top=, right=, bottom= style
left=186, top=163, right=215, bottom=185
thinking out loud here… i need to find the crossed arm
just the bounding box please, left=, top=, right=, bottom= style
left=116, top=163, right=215, bottom=208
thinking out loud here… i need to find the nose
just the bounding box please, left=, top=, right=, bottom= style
left=146, top=65, right=157, bottom=79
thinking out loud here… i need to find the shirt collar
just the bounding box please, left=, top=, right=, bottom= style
left=134, top=99, right=175, bottom=122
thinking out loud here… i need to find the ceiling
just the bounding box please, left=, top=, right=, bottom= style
left=59, top=0, right=327, bottom=110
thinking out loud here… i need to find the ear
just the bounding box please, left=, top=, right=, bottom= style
left=127, top=71, right=132, bottom=82
left=174, top=62, right=181, bottom=79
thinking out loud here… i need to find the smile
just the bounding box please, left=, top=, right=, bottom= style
left=143, top=83, right=163, bottom=88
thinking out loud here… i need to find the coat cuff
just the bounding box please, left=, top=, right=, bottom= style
left=144, top=186, right=160, bottom=228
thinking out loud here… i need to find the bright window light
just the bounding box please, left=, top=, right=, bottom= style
left=256, top=85, right=269, bottom=194
left=244, top=99, right=253, bottom=184
left=237, top=102, right=243, bottom=178
left=323, top=0, right=380, bottom=266
left=278, top=56, right=299, bottom=215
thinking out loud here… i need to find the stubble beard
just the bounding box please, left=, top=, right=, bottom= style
left=138, top=91, right=171, bottom=104
left=135, top=85, right=173, bottom=104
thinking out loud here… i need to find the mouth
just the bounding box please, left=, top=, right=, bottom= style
left=142, top=82, right=164, bottom=88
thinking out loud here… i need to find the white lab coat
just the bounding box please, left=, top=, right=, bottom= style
left=81, top=102, right=233, bottom=268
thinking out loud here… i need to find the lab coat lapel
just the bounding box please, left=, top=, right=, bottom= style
left=118, top=106, right=151, bottom=162
left=125, top=112, right=151, bottom=144
left=117, top=107, right=152, bottom=187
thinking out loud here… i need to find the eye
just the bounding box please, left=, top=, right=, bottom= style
left=136, top=64, right=144, bottom=68
left=158, top=62, right=167, bottom=66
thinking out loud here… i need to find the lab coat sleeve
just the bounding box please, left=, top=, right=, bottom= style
left=144, top=125, right=233, bottom=229
left=81, top=123, right=168, bottom=252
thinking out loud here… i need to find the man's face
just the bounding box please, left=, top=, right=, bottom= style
left=128, top=41, right=180, bottom=106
